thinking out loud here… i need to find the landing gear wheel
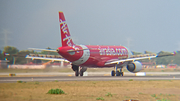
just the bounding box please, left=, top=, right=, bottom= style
left=80, top=70, right=84, bottom=76
left=116, top=71, right=120, bottom=76
left=75, top=70, right=79, bottom=76
left=111, top=70, right=115, bottom=76
left=120, top=72, right=124, bottom=76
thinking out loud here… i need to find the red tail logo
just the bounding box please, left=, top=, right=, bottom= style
left=59, top=11, right=74, bottom=47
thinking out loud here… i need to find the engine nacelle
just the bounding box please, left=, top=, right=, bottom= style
left=126, top=61, right=142, bottom=73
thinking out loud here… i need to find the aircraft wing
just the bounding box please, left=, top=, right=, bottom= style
left=105, top=52, right=176, bottom=65
left=28, top=48, right=57, bottom=52
left=25, top=55, right=69, bottom=62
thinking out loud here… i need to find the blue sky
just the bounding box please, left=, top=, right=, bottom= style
left=0, top=0, right=180, bottom=53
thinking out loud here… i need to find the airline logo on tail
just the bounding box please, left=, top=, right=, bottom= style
left=59, top=19, right=68, bottom=34
left=59, top=12, right=74, bottom=47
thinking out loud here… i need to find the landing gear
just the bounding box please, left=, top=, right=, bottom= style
left=80, top=69, right=83, bottom=76
left=71, top=64, right=87, bottom=76
left=75, top=70, right=79, bottom=76
left=119, top=68, right=124, bottom=76
left=111, top=65, right=124, bottom=76
left=80, top=67, right=87, bottom=76
left=72, top=65, right=79, bottom=76
left=116, top=71, right=120, bottom=76
left=111, top=70, right=115, bottom=76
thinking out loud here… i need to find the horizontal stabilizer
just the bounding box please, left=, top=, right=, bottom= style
left=25, top=55, right=69, bottom=62
left=28, top=48, right=57, bottom=52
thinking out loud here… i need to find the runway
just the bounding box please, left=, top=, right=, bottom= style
left=1, top=75, right=180, bottom=83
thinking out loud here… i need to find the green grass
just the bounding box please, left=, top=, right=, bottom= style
left=47, top=88, right=65, bottom=94
left=96, top=97, right=104, bottom=100
left=17, top=80, right=23, bottom=83
left=129, top=79, right=133, bottom=81
left=105, top=92, right=113, bottom=97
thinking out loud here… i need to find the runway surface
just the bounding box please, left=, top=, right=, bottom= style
left=1, top=72, right=180, bottom=76
left=1, top=75, right=180, bottom=83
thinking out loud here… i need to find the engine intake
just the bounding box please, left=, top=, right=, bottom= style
left=127, top=61, right=142, bottom=73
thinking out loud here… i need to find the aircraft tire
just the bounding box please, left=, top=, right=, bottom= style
left=116, top=71, right=120, bottom=76
left=111, top=70, right=115, bottom=76
left=80, top=70, right=84, bottom=76
left=75, top=70, right=79, bottom=76
left=72, top=64, right=79, bottom=71
left=120, top=72, right=124, bottom=76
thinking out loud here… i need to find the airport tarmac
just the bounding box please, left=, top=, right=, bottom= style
left=1, top=72, right=180, bottom=76
left=1, top=72, right=180, bottom=83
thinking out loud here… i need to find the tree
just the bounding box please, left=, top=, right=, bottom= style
left=3, top=46, right=19, bottom=64
left=15, top=50, right=35, bottom=64
left=0, top=50, right=3, bottom=60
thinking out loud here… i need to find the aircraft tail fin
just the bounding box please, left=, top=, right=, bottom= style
left=59, top=11, right=74, bottom=47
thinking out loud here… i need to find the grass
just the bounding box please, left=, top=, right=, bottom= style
left=47, top=88, right=65, bottom=94
left=96, top=97, right=104, bottom=100
left=105, top=92, right=113, bottom=97
left=17, top=80, right=23, bottom=83
left=151, top=93, right=173, bottom=101
left=0, top=80, right=180, bottom=101
left=129, top=79, right=133, bottom=81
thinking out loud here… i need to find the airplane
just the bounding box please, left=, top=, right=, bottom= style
left=26, top=11, right=176, bottom=76
left=3, top=52, right=10, bottom=57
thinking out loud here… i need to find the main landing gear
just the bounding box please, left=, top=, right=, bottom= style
left=72, top=64, right=87, bottom=76
left=111, top=65, right=124, bottom=76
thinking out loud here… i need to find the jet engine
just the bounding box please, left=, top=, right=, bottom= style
left=126, top=61, right=142, bottom=73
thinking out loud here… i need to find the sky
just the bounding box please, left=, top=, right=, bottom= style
left=0, top=0, right=180, bottom=53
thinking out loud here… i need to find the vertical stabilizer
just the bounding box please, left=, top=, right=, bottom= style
left=59, top=11, right=74, bottom=47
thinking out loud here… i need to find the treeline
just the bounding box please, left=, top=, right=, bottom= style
left=0, top=46, right=58, bottom=64
left=0, top=46, right=180, bottom=65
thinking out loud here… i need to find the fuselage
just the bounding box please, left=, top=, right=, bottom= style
left=57, top=44, right=132, bottom=67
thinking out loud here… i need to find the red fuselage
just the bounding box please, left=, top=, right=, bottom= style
left=57, top=45, right=130, bottom=67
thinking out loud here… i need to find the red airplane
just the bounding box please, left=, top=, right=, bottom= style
left=26, top=11, right=176, bottom=76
